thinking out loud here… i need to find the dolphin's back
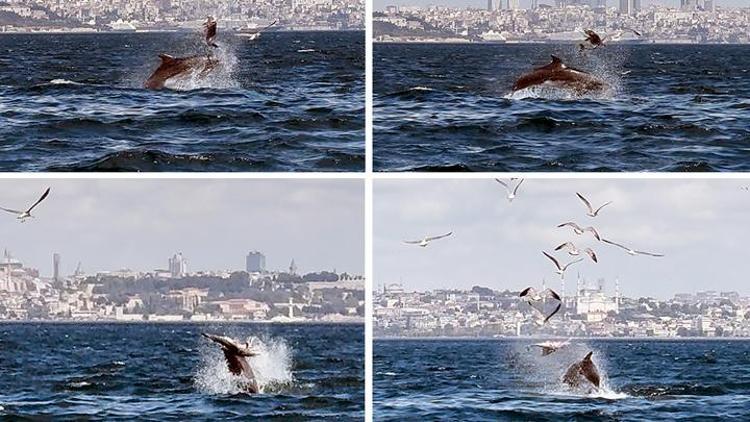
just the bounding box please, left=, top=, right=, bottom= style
left=512, top=56, right=605, bottom=93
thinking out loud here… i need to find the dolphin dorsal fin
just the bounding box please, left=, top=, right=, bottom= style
left=583, top=351, right=593, bottom=361
left=550, top=55, right=566, bottom=69
left=158, top=54, right=175, bottom=63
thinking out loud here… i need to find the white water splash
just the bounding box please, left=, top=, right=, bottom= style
left=194, top=335, right=294, bottom=395
left=47, top=79, right=83, bottom=86
left=511, top=340, right=629, bottom=400
left=164, top=46, right=241, bottom=91
left=504, top=83, right=616, bottom=101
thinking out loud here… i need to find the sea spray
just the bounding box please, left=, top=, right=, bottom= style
left=194, top=335, right=294, bottom=394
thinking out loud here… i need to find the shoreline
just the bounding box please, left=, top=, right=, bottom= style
left=374, top=39, right=750, bottom=46
left=0, top=28, right=364, bottom=35
left=0, top=319, right=364, bottom=325
left=375, top=335, right=750, bottom=341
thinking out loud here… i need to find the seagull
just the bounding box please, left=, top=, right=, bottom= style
left=519, top=287, right=562, bottom=324
left=554, top=242, right=598, bottom=263
left=0, top=187, right=51, bottom=222
left=203, top=16, right=218, bottom=48
left=579, top=28, right=641, bottom=50
left=557, top=222, right=601, bottom=241
left=403, top=232, right=453, bottom=247
left=602, top=238, right=664, bottom=257
left=532, top=339, right=572, bottom=356
left=576, top=192, right=612, bottom=218
left=494, top=178, right=524, bottom=202
left=542, top=251, right=583, bottom=279
left=740, top=186, right=749, bottom=191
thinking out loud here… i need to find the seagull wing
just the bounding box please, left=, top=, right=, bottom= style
left=0, top=206, right=23, bottom=214
left=512, top=179, right=524, bottom=195
left=586, top=226, right=602, bottom=241
left=584, top=248, right=598, bottom=263
left=403, top=240, right=422, bottom=244
left=26, top=187, right=50, bottom=213
left=557, top=222, right=581, bottom=230
left=544, top=288, right=562, bottom=301
left=602, top=238, right=629, bottom=251
left=635, top=250, right=665, bottom=257
left=519, top=286, right=536, bottom=298
left=576, top=192, right=594, bottom=214
left=561, top=257, right=584, bottom=271
left=543, top=302, right=562, bottom=323
left=494, top=178, right=511, bottom=193
left=425, top=232, right=452, bottom=242
left=542, top=251, right=562, bottom=271
left=593, top=201, right=612, bottom=215
left=554, top=242, right=574, bottom=252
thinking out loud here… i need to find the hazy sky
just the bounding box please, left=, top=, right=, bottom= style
left=1, top=179, right=363, bottom=277
left=375, top=178, right=750, bottom=299
left=375, top=1, right=746, bottom=11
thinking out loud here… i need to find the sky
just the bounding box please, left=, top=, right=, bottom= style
left=375, top=1, right=746, bottom=11
left=375, top=178, right=750, bottom=300
left=1, top=179, right=364, bottom=277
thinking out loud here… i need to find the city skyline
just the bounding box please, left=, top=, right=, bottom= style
left=0, top=179, right=364, bottom=277
left=375, top=0, right=746, bottom=10
left=375, top=179, right=750, bottom=299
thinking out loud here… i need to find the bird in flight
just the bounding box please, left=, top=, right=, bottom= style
left=520, top=287, right=562, bottom=324
left=403, top=231, right=453, bottom=247
left=602, top=239, right=664, bottom=257
left=576, top=192, right=612, bottom=218
left=0, top=187, right=51, bottom=222
left=495, top=178, right=524, bottom=203
left=557, top=222, right=601, bottom=241
left=554, top=242, right=598, bottom=263
left=542, top=251, right=583, bottom=279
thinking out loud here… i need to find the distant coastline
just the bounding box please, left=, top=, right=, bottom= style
left=0, top=319, right=364, bottom=325
left=376, top=335, right=750, bottom=341
left=374, top=38, right=750, bottom=45
left=0, top=28, right=364, bottom=35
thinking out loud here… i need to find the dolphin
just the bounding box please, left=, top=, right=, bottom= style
left=202, top=333, right=260, bottom=393
left=562, top=351, right=601, bottom=391
left=204, top=16, right=218, bottom=48
left=512, top=55, right=607, bottom=94
left=144, top=54, right=218, bottom=90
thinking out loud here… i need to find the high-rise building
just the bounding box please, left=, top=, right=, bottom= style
left=507, top=0, right=519, bottom=10
left=168, top=252, right=187, bottom=278
left=619, top=0, right=639, bottom=16
left=246, top=251, right=266, bottom=273
left=487, top=0, right=493, bottom=11
left=531, top=0, right=539, bottom=9
left=703, top=0, right=714, bottom=12
left=53, top=253, right=60, bottom=282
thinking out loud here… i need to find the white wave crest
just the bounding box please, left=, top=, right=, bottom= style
left=194, top=335, right=294, bottom=395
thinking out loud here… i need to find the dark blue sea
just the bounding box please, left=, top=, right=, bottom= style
left=0, top=323, right=363, bottom=420
left=375, top=339, right=750, bottom=420
left=0, top=32, right=364, bottom=172
left=374, top=43, right=750, bottom=172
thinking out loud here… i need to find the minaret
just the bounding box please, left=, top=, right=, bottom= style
left=289, top=259, right=297, bottom=275
left=615, top=277, right=621, bottom=313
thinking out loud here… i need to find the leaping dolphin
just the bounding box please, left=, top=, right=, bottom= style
left=202, top=333, right=260, bottom=394
left=562, top=351, right=601, bottom=391
left=144, top=54, right=218, bottom=90
left=512, top=55, right=607, bottom=94
left=204, top=16, right=218, bottom=48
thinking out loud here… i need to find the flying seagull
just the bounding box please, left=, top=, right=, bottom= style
left=404, top=231, right=453, bottom=247
left=557, top=222, right=601, bottom=241
left=555, top=242, right=598, bottom=263
left=0, top=187, right=51, bottom=222
left=519, top=287, right=562, bottom=324
left=542, top=251, right=583, bottom=279
left=579, top=28, right=641, bottom=50
left=532, top=338, right=572, bottom=356
left=576, top=192, right=612, bottom=218
left=602, top=238, right=664, bottom=257
left=494, top=178, right=524, bottom=202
